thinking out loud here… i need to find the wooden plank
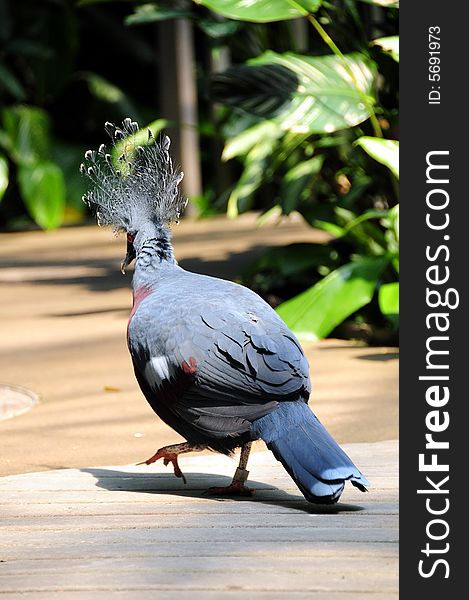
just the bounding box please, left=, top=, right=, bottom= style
left=1, top=541, right=398, bottom=561
left=0, top=513, right=398, bottom=532
left=0, top=525, right=398, bottom=547
left=0, top=443, right=398, bottom=597
left=0, top=500, right=398, bottom=518
left=0, top=489, right=398, bottom=506
left=0, top=592, right=398, bottom=600
left=0, top=569, right=397, bottom=594
left=2, top=555, right=395, bottom=575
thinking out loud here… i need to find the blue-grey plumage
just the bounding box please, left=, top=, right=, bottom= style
left=82, top=119, right=369, bottom=504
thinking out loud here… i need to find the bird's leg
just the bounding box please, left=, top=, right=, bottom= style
left=138, top=442, right=205, bottom=484
left=207, top=442, right=254, bottom=496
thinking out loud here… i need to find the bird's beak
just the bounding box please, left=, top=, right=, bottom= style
left=121, top=238, right=136, bottom=275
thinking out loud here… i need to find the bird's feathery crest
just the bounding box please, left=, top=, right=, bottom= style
left=81, top=118, right=187, bottom=232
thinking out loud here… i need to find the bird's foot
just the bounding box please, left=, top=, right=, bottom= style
left=206, top=481, right=254, bottom=497
left=138, top=443, right=197, bottom=484
left=206, top=465, right=254, bottom=496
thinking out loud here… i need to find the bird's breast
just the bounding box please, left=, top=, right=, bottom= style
left=127, top=286, right=153, bottom=341
left=129, top=286, right=153, bottom=320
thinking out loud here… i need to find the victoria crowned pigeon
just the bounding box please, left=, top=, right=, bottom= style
left=81, top=118, right=369, bottom=504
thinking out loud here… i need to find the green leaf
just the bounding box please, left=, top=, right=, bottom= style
left=389, top=204, right=399, bottom=244
left=17, top=161, right=66, bottom=230
left=382, top=204, right=399, bottom=272
left=1, top=106, right=50, bottom=166
left=84, top=72, right=125, bottom=103
left=355, top=136, right=399, bottom=179
left=196, top=0, right=322, bottom=23
left=311, top=220, right=345, bottom=237
left=333, top=206, right=388, bottom=255
left=372, top=35, right=399, bottom=62
left=80, top=72, right=138, bottom=115
left=281, top=155, right=324, bottom=213
left=379, top=282, right=399, bottom=326
left=222, top=120, right=281, bottom=161
left=276, top=257, right=388, bottom=340
left=224, top=121, right=282, bottom=217
left=357, top=0, right=399, bottom=7
left=379, top=282, right=399, bottom=315
left=213, top=51, right=376, bottom=134
left=227, top=134, right=280, bottom=217
left=126, top=3, right=192, bottom=26
left=197, top=18, right=240, bottom=38
left=342, top=209, right=388, bottom=235
left=256, top=205, right=283, bottom=226
left=0, top=153, right=8, bottom=201
left=0, top=64, right=26, bottom=101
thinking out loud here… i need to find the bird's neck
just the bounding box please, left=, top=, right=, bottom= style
left=132, top=224, right=177, bottom=289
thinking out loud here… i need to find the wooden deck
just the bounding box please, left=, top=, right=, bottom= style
left=0, top=440, right=398, bottom=599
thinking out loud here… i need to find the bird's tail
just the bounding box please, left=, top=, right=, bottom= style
left=252, top=401, right=369, bottom=504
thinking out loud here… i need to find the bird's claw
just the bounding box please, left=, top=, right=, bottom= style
left=137, top=449, right=187, bottom=484
left=205, top=481, right=254, bottom=497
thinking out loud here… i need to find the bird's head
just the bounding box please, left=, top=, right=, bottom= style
left=81, top=118, right=186, bottom=272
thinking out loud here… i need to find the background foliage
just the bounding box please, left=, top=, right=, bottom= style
left=0, top=0, right=399, bottom=343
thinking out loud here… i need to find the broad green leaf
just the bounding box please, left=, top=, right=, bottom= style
left=382, top=204, right=399, bottom=272
left=342, top=209, right=388, bottom=235
left=126, top=4, right=192, bottom=25
left=0, top=154, right=8, bottom=201
left=333, top=206, right=388, bottom=255
left=281, top=155, right=324, bottom=213
left=357, top=0, right=398, bottom=7
left=196, top=0, right=322, bottom=23
left=276, top=257, right=388, bottom=340
left=389, top=204, right=399, bottom=243
left=197, top=18, right=240, bottom=38
left=222, top=121, right=281, bottom=161
left=379, top=282, right=399, bottom=316
left=80, top=72, right=138, bottom=115
left=311, top=219, right=345, bottom=237
left=85, top=73, right=125, bottom=103
left=355, top=136, right=399, bottom=179
left=372, top=36, right=399, bottom=62
left=17, top=161, right=66, bottom=230
left=226, top=122, right=282, bottom=217
left=284, top=155, right=324, bottom=182
left=213, top=51, right=376, bottom=134
left=379, top=281, right=399, bottom=327
left=1, top=106, right=50, bottom=166
left=227, top=132, right=280, bottom=217
left=256, top=205, right=283, bottom=227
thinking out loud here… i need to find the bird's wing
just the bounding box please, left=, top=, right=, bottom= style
left=128, top=303, right=311, bottom=444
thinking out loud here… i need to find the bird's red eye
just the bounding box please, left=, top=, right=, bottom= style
left=127, top=233, right=134, bottom=243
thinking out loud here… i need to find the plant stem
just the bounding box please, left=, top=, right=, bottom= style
left=307, top=14, right=383, bottom=139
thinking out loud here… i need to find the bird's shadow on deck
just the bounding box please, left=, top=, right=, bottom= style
left=82, top=467, right=365, bottom=515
